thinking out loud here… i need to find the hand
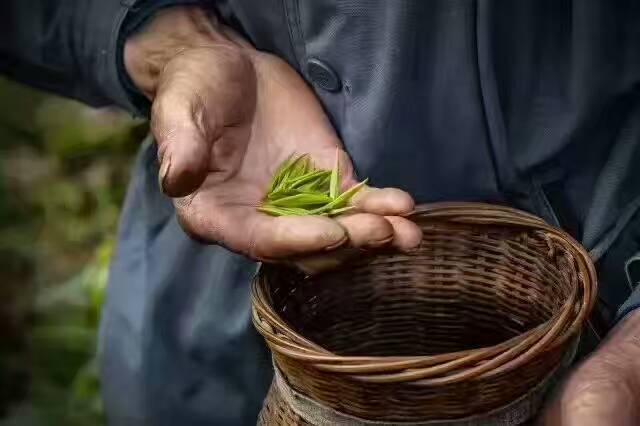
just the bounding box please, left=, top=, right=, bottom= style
left=123, top=6, right=422, bottom=271
left=539, top=311, right=640, bottom=425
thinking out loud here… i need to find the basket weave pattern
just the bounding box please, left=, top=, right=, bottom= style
left=252, top=203, right=597, bottom=424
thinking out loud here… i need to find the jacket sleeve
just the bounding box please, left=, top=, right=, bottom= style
left=0, top=0, right=199, bottom=115
left=617, top=286, right=640, bottom=322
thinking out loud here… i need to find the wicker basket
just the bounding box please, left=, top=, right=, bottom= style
left=252, top=203, right=597, bottom=425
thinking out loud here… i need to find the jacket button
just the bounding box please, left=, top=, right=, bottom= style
left=306, top=58, right=342, bottom=92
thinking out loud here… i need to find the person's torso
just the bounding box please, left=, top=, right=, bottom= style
left=100, top=4, right=640, bottom=421
left=216, top=0, right=640, bottom=317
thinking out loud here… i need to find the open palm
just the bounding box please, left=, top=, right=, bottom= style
left=149, top=45, right=421, bottom=269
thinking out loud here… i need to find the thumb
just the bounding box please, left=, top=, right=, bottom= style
left=149, top=46, right=256, bottom=197
left=151, top=86, right=215, bottom=198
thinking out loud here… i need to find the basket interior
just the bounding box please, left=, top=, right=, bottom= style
left=267, top=222, right=577, bottom=357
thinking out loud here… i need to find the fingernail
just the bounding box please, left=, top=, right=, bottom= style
left=324, top=235, right=348, bottom=251
left=366, top=235, right=394, bottom=248
left=158, top=157, right=171, bottom=193
left=400, top=209, right=418, bottom=218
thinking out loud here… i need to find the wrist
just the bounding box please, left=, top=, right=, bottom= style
left=123, top=5, right=242, bottom=99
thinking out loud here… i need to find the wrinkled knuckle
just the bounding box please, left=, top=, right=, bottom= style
left=272, top=219, right=292, bottom=250
left=353, top=215, right=392, bottom=241
left=150, top=96, right=168, bottom=133
left=151, top=97, right=178, bottom=139
left=153, top=86, right=191, bottom=119
left=152, top=99, right=197, bottom=149
left=370, top=215, right=394, bottom=234
left=355, top=214, right=378, bottom=228
left=318, top=227, right=344, bottom=248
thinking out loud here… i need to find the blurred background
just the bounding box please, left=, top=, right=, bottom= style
left=0, top=77, right=147, bottom=426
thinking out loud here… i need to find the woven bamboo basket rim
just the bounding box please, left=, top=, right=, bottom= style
left=252, top=202, right=598, bottom=386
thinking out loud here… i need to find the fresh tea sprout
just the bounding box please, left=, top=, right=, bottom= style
left=258, top=151, right=367, bottom=217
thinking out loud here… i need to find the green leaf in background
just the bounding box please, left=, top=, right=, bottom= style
left=0, top=78, right=134, bottom=426
left=24, top=240, right=111, bottom=426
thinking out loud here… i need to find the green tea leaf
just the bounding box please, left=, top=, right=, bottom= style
left=299, top=173, right=331, bottom=193
left=266, top=188, right=305, bottom=201
left=268, top=153, right=295, bottom=193
left=328, top=206, right=355, bottom=216
left=261, top=153, right=368, bottom=218
left=258, top=205, right=311, bottom=217
left=300, top=155, right=312, bottom=175
left=286, top=154, right=311, bottom=181
left=309, top=179, right=368, bottom=214
left=329, top=150, right=340, bottom=199
left=258, top=206, right=292, bottom=216
left=280, top=206, right=313, bottom=215
left=269, top=154, right=309, bottom=193
left=335, top=178, right=368, bottom=204
left=288, top=170, right=331, bottom=189
left=270, top=193, right=333, bottom=207
left=317, top=173, right=333, bottom=192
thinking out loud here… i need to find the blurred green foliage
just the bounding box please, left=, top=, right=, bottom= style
left=0, top=78, right=146, bottom=425
left=25, top=240, right=111, bottom=426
